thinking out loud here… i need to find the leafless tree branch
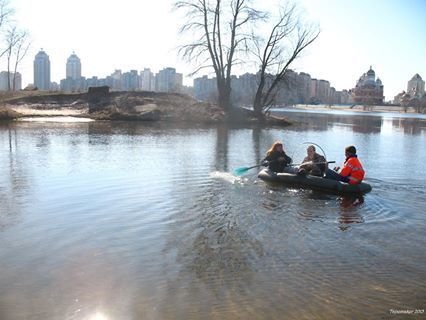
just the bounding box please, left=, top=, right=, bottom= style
left=252, top=2, right=319, bottom=117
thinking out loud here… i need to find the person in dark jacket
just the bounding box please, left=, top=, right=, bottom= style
left=262, top=141, right=293, bottom=173
left=298, top=145, right=327, bottom=176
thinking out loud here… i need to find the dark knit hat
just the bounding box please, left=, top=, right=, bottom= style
left=345, top=145, right=356, bottom=155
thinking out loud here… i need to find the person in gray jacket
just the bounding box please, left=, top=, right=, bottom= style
left=298, top=145, right=327, bottom=176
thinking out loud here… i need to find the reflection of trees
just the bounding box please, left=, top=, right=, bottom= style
left=38, top=132, right=50, bottom=148
left=391, top=118, right=425, bottom=135
left=0, top=122, right=32, bottom=231
left=351, top=117, right=381, bottom=134
left=252, top=126, right=262, bottom=165
left=160, top=124, right=266, bottom=305
left=215, top=124, right=229, bottom=172
left=7, top=123, right=15, bottom=151
left=274, top=111, right=417, bottom=134
left=88, top=122, right=113, bottom=145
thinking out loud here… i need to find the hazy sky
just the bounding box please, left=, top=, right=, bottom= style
left=8, top=0, right=426, bottom=100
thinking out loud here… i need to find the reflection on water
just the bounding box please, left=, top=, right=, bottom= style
left=338, top=195, right=365, bottom=231
left=275, top=108, right=426, bottom=135
left=0, top=111, right=425, bottom=319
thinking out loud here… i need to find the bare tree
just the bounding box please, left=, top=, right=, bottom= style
left=0, top=0, right=13, bottom=57
left=3, top=25, right=29, bottom=91
left=12, top=29, right=30, bottom=90
left=0, top=0, right=12, bottom=29
left=175, top=0, right=265, bottom=111
left=5, top=25, right=16, bottom=90
left=252, top=3, right=319, bottom=118
left=400, top=92, right=411, bottom=113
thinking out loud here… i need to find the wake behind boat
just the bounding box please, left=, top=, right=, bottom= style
left=258, top=168, right=372, bottom=194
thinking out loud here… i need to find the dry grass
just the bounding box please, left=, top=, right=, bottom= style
left=0, top=90, right=292, bottom=125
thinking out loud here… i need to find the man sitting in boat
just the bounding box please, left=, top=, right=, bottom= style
left=298, top=145, right=327, bottom=176
left=325, top=145, right=365, bottom=184
left=261, top=141, right=294, bottom=173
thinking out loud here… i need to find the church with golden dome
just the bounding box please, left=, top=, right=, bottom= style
left=352, top=66, right=384, bottom=105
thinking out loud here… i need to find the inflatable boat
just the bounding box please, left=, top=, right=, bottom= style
left=258, top=169, right=372, bottom=194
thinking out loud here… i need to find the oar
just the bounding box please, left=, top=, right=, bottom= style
left=290, top=160, right=335, bottom=167
left=233, top=164, right=265, bottom=176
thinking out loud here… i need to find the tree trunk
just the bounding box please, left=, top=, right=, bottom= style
left=217, top=79, right=231, bottom=111
left=253, top=74, right=266, bottom=118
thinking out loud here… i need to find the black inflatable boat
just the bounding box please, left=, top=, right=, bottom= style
left=258, top=169, right=372, bottom=194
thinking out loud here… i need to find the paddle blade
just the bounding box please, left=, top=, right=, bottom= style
left=233, top=166, right=249, bottom=176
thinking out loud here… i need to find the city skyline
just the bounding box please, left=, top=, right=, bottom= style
left=7, top=0, right=426, bottom=100
left=30, top=49, right=185, bottom=93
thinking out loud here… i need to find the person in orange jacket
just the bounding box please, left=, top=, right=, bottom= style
left=325, top=146, right=365, bottom=184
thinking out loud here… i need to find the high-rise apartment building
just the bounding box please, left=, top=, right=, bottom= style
left=34, top=49, right=51, bottom=90
left=123, top=70, right=139, bottom=91
left=66, top=52, right=81, bottom=80
left=317, top=80, right=331, bottom=103
left=60, top=52, right=85, bottom=92
left=407, top=74, right=425, bottom=98
left=298, top=72, right=311, bottom=103
left=193, top=71, right=344, bottom=106
left=194, top=75, right=217, bottom=102
left=156, top=67, right=182, bottom=93
left=141, top=68, right=155, bottom=91
left=110, top=69, right=122, bottom=90
left=0, top=71, right=22, bottom=91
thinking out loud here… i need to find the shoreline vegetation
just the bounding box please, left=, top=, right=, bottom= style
left=0, top=91, right=292, bottom=126
left=0, top=91, right=420, bottom=125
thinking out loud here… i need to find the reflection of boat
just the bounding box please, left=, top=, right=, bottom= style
left=258, top=169, right=372, bottom=194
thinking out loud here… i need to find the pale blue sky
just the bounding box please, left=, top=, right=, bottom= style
left=296, top=0, right=426, bottom=100
left=7, top=0, right=426, bottom=100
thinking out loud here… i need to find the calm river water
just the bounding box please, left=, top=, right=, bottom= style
left=1, top=110, right=425, bottom=319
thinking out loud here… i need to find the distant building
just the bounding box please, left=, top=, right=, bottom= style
left=60, top=52, right=85, bottom=92
left=407, top=74, right=425, bottom=98
left=0, top=71, right=22, bottom=91
left=193, top=75, right=217, bottom=102
left=86, top=76, right=99, bottom=88
left=140, top=68, right=155, bottom=91
left=156, top=67, right=182, bottom=93
left=277, top=70, right=299, bottom=105
left=193, top=71, right=346, bottom=106
left=352, top=66, right=384, bottom=105
left=175, top=72, right=183, bottom=92
left=110, top=69, right=122, bottom=90
left=329, top=87, right=336, bottom=103
left=335, top=90, right=353, bottom=104
left=231, top=72, right=258, bottom=105
left=316, top=79, right=331, bottom=103
left=310, top=79, right=318, bottom=102
left=394, top=74, right=425, bottom=105
left=60, top=77, right=86, bottom=92
left=298, top=72, right=311, bottom=103
left=34, top=49, right=51, bottom=90
left=122, top=70, right=139, bottom=91
left=393, top=91, right=408, bottom=105
left=66, top=52, right=82, bottom=80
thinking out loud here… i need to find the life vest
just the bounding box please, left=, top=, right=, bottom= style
left=340, top=155, right=365, bottom=185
